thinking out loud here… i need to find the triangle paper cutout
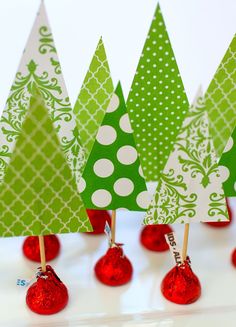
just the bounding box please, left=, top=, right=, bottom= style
left=0, top=89, right=92, bottom=237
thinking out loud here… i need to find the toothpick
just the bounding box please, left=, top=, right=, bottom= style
left=111, top=210, right=116, bottom=245
left=38, top=235, right=46, bottom=272
left=182, top=223, right=190, bottom=262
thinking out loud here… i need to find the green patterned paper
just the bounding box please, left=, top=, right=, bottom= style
left=127, top=4, right=189, bottom=182
left=81, top=83, right=149, bottom=211
left=74, top=37, right=114, bottom=160
left=205, top=34, right=236, bottom=159
left=0, top=2, right=84, bottom=187
left=218, top=129, right=236, bottom=196
left=0, top=91, right=92, bottom=237
left=144, top=92, right=229, bottom=225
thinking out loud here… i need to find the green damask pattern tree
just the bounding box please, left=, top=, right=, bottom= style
left=0, top=2, right=84, bottom=186
left=127, top=4, right=189, bottom=182
left=144, top=92, right=228, bottom=225
left=0, top=89, right=92, bottom=237
left=74, top=37, right=114, bottom=160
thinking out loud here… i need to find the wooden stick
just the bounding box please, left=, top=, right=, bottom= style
left=38, top=235, right=46, bottom=272
left=111, top=210, right=116, bottom=244
left=182, top=223, right=190, bottom=262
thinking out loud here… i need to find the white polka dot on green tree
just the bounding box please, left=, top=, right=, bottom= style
left=127, top=4, right=189, bottom=182
left=81, top=82, right=148, bottom=211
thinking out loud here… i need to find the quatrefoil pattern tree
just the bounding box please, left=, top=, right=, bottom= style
left=80, top=83, right=149, bottom=211
left=74, top=37, right=114, bottom=160
left=0, top=90, right=92, bottom=237
left=205, top=34, right=236, bottom=159
left=127, top=4, right=189, bottom=182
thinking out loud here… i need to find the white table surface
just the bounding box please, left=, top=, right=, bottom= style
left=1, top=199, right=236, bottom=327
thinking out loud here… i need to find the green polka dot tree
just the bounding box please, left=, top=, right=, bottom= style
left=127, top=4, right=189, bottom=182
left=81, top=82, right=148, bottom=211
left=0, top=89, right=92, bottom=237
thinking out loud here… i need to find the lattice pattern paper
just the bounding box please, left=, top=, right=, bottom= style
left=74, top=37, right=114, bottom=160
left=0, top=92, right=92, bottom=237
left=205, top=34, right=236, bottom=159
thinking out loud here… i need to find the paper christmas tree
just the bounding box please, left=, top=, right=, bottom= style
left=73, top=37, right=114, bottom=160
left=205, top=34, right=236, bottom=159
left=81, top=82, right=148, bottom=211
left=144, top=90, right=229, bottom=225
left=0, top=2, right=84, bottom=187
left=218, top=129, right=236, bottom=196
left=127, top=4, right=189, bottom=182
left=0, top=89, right=92, bottom=237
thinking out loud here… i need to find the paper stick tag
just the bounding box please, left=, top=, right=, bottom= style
left=104, top=221, right=112, bottom=243
left=16, top=270, right=42, bottom=288
left=16, top=278, right=30, bottom=287
left=165, top=232, right=183, bottom=265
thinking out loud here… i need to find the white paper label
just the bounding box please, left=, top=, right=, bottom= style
left=16, top=278, right=30, bottom=287
left=165, top=232, right=183, bottom=265
left=104, top=221, right=112, bottom=243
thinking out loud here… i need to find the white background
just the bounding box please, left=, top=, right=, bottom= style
left=0, top=0, right=235, bottom=109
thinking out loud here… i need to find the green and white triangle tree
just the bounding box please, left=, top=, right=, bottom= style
left=144, top=89, right=229, bottom=261
left=0, top=2, right=92, bottom=274
left=215, top=35, right=236, bottom=196
left=74, top=37, right=114, bottom=160
left=0, top=88, right=92, bottom=237
left=205, top=34, right=236, bottom=159
left=81, top=82, right=148, bottom=212
left=127, top=4, right=189, bottom=182
left=0, top=2, right=84, bottom=187
left=144, top=89, right=228, bottom=225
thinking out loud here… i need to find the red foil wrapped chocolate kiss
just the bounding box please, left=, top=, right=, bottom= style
left=161, top=259, right=201, bottom=305
left=23, top=235, right=60, bottom=262
left=86, top=209, right=111, bottom=234
left=94, top=245, right=133, bottom=286
left=140, top=224, right=173, bottom=252
left=231, top=248, right=236, bottom=267
left=26, top=265, right=68, bottom=315
left=205, top=199, right=232, bottom=228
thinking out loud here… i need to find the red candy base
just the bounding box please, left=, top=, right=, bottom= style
left=205, top=200, right=232, bottom=228
left=140, top=224, right=173, bottom=252
left=23, top=235, right=60, bottom=262
left=161, top=260, right=201, bottom=305
left=26, top=265, right=68, bottom=315
left=94, top=246, right=133, bottom=286
left=86, top=209, right=111, bottom=235
left=231, top=248, right=236, bottom=267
